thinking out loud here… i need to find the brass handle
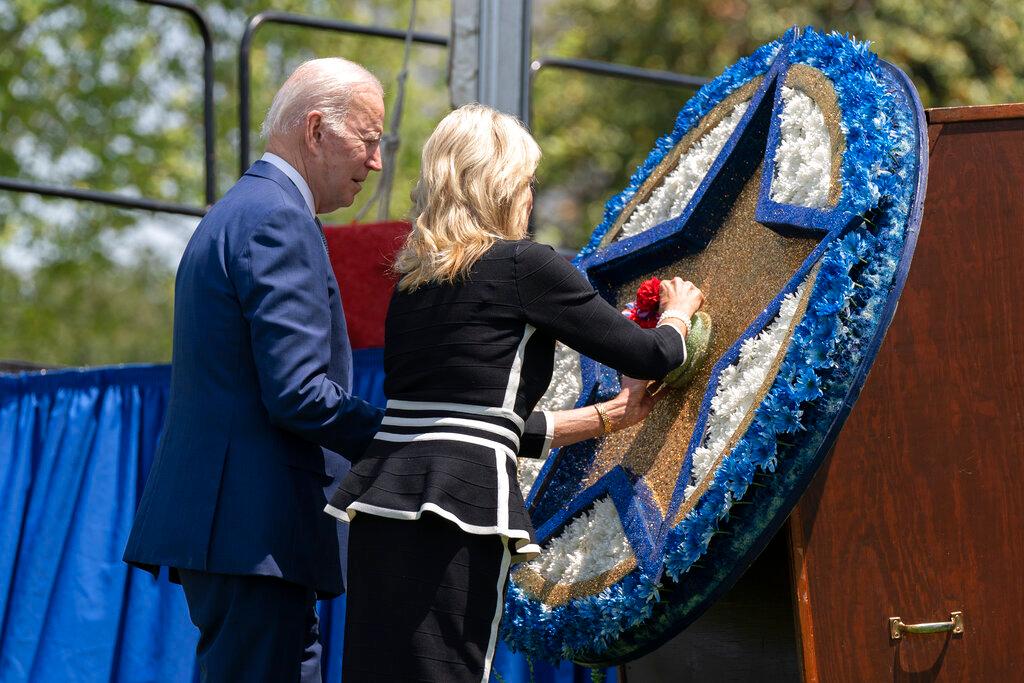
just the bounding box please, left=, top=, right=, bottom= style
left=889, top=611, right=964, bottom=640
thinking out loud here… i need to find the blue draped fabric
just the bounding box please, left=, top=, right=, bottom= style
left=0, top=357, right=613, bottom=683
left=0, top=366, right=194, bottom=682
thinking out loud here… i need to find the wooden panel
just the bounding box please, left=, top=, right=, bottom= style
left=790, top=111, right=1024, bottom=680
left=926, top=102, right=1024, bottom=124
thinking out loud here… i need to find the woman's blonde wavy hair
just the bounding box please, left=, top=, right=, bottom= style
left=393, top=103, right=541, bottom=291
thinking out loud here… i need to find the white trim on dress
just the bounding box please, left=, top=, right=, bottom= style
left=494, top=446, right=509, bottom=531
left=386, top=399, right=525, bottom=432
left=541, top=410, right=555, bottom=459
left=372, top=431, right=518, bottom=461
left=482, top=543, right=512, bottom=683
left=502, top=323, right=535, bottom=412
left=380, top=415, right=521, bottom=449
left=324, top=501, right=539, bottom=560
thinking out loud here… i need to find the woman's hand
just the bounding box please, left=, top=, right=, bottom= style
left=547, top=376, right=665, bottom=449
left=601, top=375, right=662, bottom=431
left=659, top=277, right=704, bottom=320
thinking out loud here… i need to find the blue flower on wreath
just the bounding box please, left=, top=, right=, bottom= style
left=809, top=314, right=841, bottom=345
left=677, top=517, right=714, bottom=566
left=701, top=482, right=730, bottom=519
left=812, top=289, right=846, bottom=316
left=758, top=391, right=803, bottom=435
left=841, top=229, right=876, bottom=261
left=740, top=427, right=777, bottom=473
left=718, top=450, right=757, bottom=498
left=804, top=340, right=834, bottom=369
left=777, top=357, right=800, bottom=383
left=791, top=366, right=824, bottom=402
left=818, top=257, right=848, bottom=284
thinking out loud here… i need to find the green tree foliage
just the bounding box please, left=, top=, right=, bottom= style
left=0, top=0, right=201, bottom=366
left=529, top=0, right=1024, bottom=247
left=0, top=0, right=448, bottom=366
left=2, top=0, right=1021, bottom=366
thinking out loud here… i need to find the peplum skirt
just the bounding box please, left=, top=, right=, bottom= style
left=325, top=401, right=541, bottom=562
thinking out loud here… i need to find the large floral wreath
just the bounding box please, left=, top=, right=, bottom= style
left=502, top=27, right=924, bottom=664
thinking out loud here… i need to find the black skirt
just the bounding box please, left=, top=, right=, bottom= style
left=343, top=513, right=511, bottom=683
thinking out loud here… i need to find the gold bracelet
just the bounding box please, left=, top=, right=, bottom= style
left=593, top=402, right=614, bottom=435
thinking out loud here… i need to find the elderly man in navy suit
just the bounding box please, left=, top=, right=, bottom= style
left=123, top=58, right=385, bottom=682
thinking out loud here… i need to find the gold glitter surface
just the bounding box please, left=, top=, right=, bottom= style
left=670, top=263, right=819, bottom=526
left=512, top=557, right=637, bottom=607
left=515, top=264, right=819, bottom=607
left=584, top=166, right=820, bottom=513
left=783, top=64, right=845, bottom=206
left=600, top=78, right=764, bottom=248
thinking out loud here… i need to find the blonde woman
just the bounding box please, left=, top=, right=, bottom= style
left=326, top=104, right=704, bottom=682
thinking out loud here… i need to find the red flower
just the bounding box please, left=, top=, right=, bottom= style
left=622, top=277, right=661, bottom=328
left=635, top=277, right=661, bottom=315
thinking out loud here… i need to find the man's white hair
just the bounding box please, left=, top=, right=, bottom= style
left=260, top=58, right=383, bottom=139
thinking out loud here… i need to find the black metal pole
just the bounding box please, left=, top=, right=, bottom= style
left=527, top=56, right=710, bottom=129
left=139, top=0, right=217, bottom=205
left=530, top=57, right=709, bottom=89
left=238, top=11, right=448, bottom=175
left=238, top=14, right=265, bottom=178
left=0, top=177, right=207, bottom=217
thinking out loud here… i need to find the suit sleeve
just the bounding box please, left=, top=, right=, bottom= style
left=234, top=204, right=383, bottom=460
left=515, top=241, right=686, bottom=380
left=519, top=410, right=554, bottom=459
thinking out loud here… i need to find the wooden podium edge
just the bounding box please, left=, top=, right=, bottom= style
left=787, top=506, right=820, bottom=683
left=926, top=102, right=1024, bottom=124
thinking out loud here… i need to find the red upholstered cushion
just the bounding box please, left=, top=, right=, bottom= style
left=323, top=221, right=410, bottom=350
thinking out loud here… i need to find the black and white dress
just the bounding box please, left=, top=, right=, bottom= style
left=326, top=239, right=685, bottom=682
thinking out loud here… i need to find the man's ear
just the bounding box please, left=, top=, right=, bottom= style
left=305, top=111, right=325, bottom=154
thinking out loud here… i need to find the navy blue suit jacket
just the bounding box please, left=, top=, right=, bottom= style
left=124, top=161, right=383, bottom=596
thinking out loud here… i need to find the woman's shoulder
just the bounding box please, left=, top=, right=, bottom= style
left=478, top=239, right=554, bottom=267
left=506, top=239, right=574, bottom=278
left=483, top=238, right=533, bottom=256
left=497, top=238, right=559, bottom=263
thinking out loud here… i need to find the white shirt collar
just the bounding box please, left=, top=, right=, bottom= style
left=260, top=152, right=316, bottom=218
